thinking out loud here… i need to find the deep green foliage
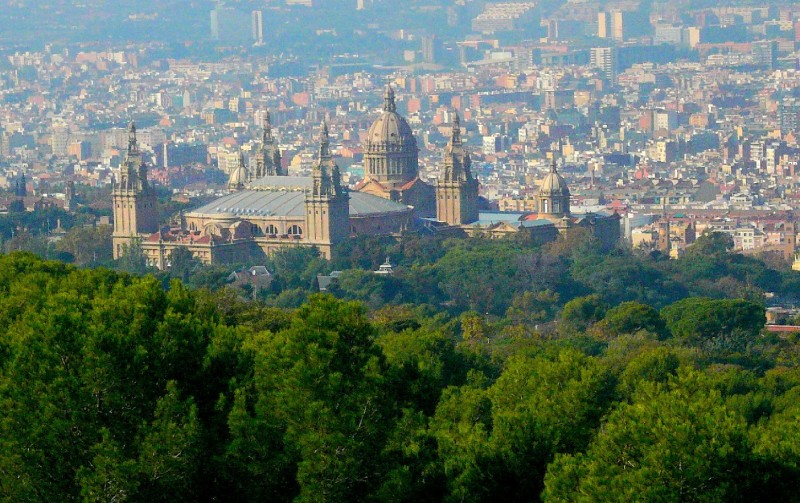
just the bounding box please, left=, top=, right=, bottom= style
left=661, top=297, right=766, bottom=346
left=0, top=252, right=798, bottom=502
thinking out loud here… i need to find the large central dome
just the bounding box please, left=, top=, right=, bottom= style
left=364, top=85, right=419, bottom=187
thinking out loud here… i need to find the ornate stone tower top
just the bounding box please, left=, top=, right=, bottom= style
left=305, top=121, right=350, bottom=255
left=262, top=111, right=273, bottom=143
left=112, top=120, right=159, bottom=259
left=311, top=121, right=345, bottom=199
left=117, top=121, right=147, bottom=192
left=127, top=121, right=138, bottom=152
left=441, top=111, right=473, bottom=183
left=254, top=110, right=283, bottom=178
left=436, top=111, right=479, bottom=226
left=383, top=84, right=396, bottom=112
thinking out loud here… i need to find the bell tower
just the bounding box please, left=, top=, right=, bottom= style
left=436, top=112, right=479, bottom=225
left=253, top=111, right=283, bottom=179
left=304, top=122, right=349, bottom=258
left=112, top=122, right=159, bottom=259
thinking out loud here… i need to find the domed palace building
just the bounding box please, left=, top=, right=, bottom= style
left=113, top=120, right=416, bottom=268
left=112, top=91, right=617, bottom=269
left=469, top=152, right=620, bottom=249
left=355, top=85, right=437, bottom=217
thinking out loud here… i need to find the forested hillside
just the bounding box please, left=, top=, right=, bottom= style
left=0, top=249, right=799, bottom=502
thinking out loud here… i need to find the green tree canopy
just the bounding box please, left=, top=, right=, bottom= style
left=661, top=297, right=766, bottom=348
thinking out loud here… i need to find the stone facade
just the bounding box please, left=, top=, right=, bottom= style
left=435, top=112, right=480, bottom=226
left=356, top=85, right=437, bottom=217
left=112, top=123, right=159, bottom=259
left=303, top=122, right=350, bottom=258
left=252, top=111, right=283, bottom=178
left=115, top=121, right=414, bottom=268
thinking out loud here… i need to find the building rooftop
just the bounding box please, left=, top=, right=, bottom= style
left=188, top=185, right=411, bottom=219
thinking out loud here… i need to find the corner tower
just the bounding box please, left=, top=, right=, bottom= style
left=304, top=122, right=349, bottom=258
left=364, top=85, right=419, bottom=187
left=112, top=122, right=159, bottom=259
left=436, top=112, right=479, bottom=225
left=253, top=111, right=283, bottom=179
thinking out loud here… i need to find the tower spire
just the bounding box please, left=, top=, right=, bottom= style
left=262, top=111, right=272, bottom=142
left=319, top=120, right=330, bottom=160
left=255, top=110, right=283, bottom=177
left=383, top=84, right=396, bottom=112
left=436, top=112, right=479, bottom=225
left=310, top=121, right=346, bottom=199
left=128, top=121, right=138, bottom=152
left=551, top=140, right=561, bottom=173
left=449, top=111, right=462, bottom=146
left=305, top=122, right=349, bottom=256
left=112, top=121, right=158, bottom=262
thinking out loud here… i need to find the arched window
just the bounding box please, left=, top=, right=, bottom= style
left=266, top=224, right=278, bottom=236
left=288, top=225, right=303, bottom=235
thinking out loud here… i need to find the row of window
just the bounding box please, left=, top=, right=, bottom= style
left=256, top=224, right=303, bottom=237
left=186, top=222, right=304, bottom=237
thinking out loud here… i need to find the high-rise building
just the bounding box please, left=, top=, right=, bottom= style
left=217, top=148, right=241, bottom=175
left=421, top=35, right=437, bottom=64
left=780, top=100, right=800, bottom=134
left=654, top=110, right=678, bottom=131
left=682, top=27, right=701, bottom=48
left=67, top=141, right=91, bottom=160
left=597, top=12, right=609, bottom=38
left=472, top=2, right=538, bottom=33
left=598, top=10, right=624, bottom=40
left=251, top=10, right=263, bottom=45
left=590, top=47, right=617, bottom=81
left=654, top=23, right=683, bottom=45
left=210, top=4, right=251, bottom=42
left=482, top=134, right=502, bottom=154
left=752, top=40, right=777, bottom=69
left=51, top=126, right=71, bottom=156
left=611, top=10, right=624, bottom=41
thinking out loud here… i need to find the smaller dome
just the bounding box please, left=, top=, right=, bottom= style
left=228, top=152, right=249, bottom=190
left=539, top=170, right=569, bottom=197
